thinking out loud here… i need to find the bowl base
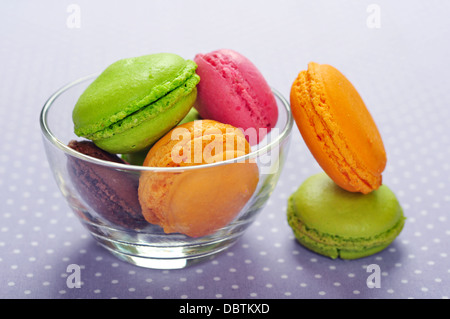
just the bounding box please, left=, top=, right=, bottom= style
left=87, top=227, right=240, bottom=269
left=100, top=242, right=231, bottom=269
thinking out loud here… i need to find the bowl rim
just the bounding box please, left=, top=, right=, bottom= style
left=40, top=73, right=294, bottom=172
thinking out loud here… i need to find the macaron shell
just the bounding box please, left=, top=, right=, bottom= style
left=67, top=140, right=147, bottom=229
left=178, top=107, right=201, bottom=126
left=288, top=227, right=395, bottom=260
left=290, top=173, right=403, bottom=237
left=320, top=64, right=386, bottom=180
left=143, top=119, right=250, bottom=167
left=73, top=53, right=198, bottom=138
left=194, top=49, right=278, bottom=144
left=287, top=173, right=405, bottom=259
left=138, top=119, right=259, bottom=237
left=92, top=79, right=198, bottom=154
left=164, top=162, right=259, bottom=237
left=290, top=62, right=386, bottom=194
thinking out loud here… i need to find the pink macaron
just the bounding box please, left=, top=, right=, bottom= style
left=194, top=49, right=278, bottom=144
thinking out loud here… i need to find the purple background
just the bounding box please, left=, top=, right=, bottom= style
left=1, top=0, right=449, bottom=299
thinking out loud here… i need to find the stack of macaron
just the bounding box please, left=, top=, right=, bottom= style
left=288, top=62, right=405, bottom=259
left=68, top=49, right=278, bottom=237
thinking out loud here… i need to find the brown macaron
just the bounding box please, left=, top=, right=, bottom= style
left=67, top=140, right=147, bottom=229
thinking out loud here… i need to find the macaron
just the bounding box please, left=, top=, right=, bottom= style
left=287, top=172, right=405, bottom=259
left=67, top=140, right=147, bottom=229
left=138, top=119, right=259, bottom=237
left=194, top=49, right=278, bottom=145
left=178, top=107, right=201, bottom=126
left=72, top=53, right=200, bottom=154
left=290, top=62, right=386, bottom=194
left=121, top=108, right=202, bottom=166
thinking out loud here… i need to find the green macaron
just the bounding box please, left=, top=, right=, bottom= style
left=120, top=107, right=202, bottom=166
left=72, top=53, right=200, bottom=154
left=287, top=172, right=405, bottom=259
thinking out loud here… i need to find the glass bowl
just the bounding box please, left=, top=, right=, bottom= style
left=40, top=73, right=293, bottom=269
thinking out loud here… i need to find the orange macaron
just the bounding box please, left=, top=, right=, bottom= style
left=290, top=62, right=386, bottom=194
left=138, top=119, right=259, bottom=237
